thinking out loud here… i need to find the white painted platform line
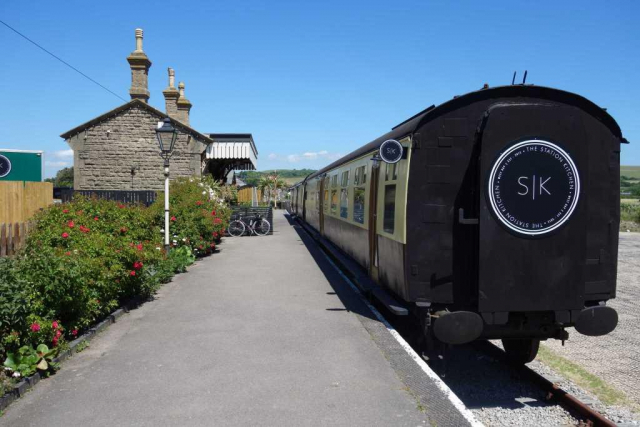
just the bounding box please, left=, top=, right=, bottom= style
left=321, top=252, right=485, bottom=427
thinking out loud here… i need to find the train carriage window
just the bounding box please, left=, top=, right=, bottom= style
left=324, top=190, right=329, bottom=213
left=331, top=190, right=338, bottom=214
left=383, top=185, right=396, bottom=234
left=340, top=188, right=348, bottom=218
left=331, top=175, right=338, bottom=187
left=385, top=163, right=397, bottom=181
left=353, top=187, right=365, bottom=224
left=341, top=170, right=349, bottom=187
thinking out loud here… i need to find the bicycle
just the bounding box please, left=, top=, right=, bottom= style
left=228, top=214, right=271, bottom=237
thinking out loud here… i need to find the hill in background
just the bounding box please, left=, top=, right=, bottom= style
left=236, top=169, right=316, bottom=187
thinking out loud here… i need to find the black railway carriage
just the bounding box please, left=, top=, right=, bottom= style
left=293, top=84, right=624, bottom=362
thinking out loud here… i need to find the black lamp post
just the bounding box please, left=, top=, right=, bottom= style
left=155, top=118, right=178, bottom=253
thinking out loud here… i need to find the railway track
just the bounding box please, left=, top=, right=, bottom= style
left=474, top=341, right=616, bottom=427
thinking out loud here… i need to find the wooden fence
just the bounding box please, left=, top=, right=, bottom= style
left=0, top=181, right=53, bottom=224
left=0, top=222, right=34, bottom=257
left=237, top=187, right=263, bottom=205
left=59, top=189, right=157, bottom=206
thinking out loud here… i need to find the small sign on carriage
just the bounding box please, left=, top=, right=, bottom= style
left=379, top=139, right=404, bottom=164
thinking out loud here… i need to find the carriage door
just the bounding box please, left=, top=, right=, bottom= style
left=368, top=162, right=380, bottom=281
left=319, top=178, right=325, bottom=234
left=477, top=103, right=586, bottom=313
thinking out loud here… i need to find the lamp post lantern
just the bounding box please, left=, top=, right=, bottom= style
left=155, top=118, right=178, bottom=253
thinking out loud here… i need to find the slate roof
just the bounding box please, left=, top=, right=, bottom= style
left=60, top=99, right=213, bottom=144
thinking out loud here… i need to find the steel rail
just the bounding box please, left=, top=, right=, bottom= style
left=475, top=341, right=616, bottom=427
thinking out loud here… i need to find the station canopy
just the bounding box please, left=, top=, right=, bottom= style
left=205, top=134, right=257, bottom=171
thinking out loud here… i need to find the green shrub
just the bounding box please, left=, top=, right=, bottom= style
left=148, top=176, right=230, bottom=256
left=1, top=176, right=229, bottom=373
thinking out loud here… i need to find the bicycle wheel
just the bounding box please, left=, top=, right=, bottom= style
left=253, top=218, right=271, bottom=236
left=228, top=220, right=246, bottom=237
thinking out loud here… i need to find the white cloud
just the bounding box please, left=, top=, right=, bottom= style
left=266, top=151, right=343, bottom=165
left=45, top=160, right=71, bottom=167
left=287, top=154, right=300, bottom=163
left=267, top=153, right=277, bottom=160
left=52, top=149, right=73, bottom=158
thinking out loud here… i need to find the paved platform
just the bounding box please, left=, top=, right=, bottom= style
left=0, top=211, right=473, bottom=426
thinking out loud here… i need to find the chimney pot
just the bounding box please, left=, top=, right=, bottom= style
left=176, top=81, right=192, bottom=125
left=163, top=68, right=180, bottom=117
left=127, top=28, right=151, bottom=102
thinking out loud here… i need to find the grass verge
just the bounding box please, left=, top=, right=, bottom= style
left=538, top=345, right=638, bottom=411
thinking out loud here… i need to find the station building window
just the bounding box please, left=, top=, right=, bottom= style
left=383, top=184, right=396, bottom=233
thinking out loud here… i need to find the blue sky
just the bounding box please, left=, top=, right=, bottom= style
left=1, top=1, right=638, bottom=178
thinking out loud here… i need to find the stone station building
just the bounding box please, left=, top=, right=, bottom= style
left=61, top=29, right=257, bottom=191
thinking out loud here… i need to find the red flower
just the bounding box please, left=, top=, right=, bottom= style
left=211, top=211, right=216, bottom=216
left=55, top=329, right=62, bottom=338
left=210, top=243, right=216, bottom=248
left=171, top=216, right=177, bottom=222
left=62, top=232, right=69, bottom=239
left=94, top=216, right=99, bottom=221
left=130, top=271, right=136, bottom=276
left=52, top=321, right=59, bottom=329
left=79, top=225, right=90, bottom=233
left=199, top=245, right=204, bottom=250
left=52, top=337, right=59, bottom=347
left=133, top=261, right=143, bottom=270
left=65, top=251, right=71, bottom=256
left=68, top=220, right=75, bottom=228
left=120, top=227, right=127, bottom=233
left=129, top=242, right=135, bottom=247
left=212, top=232, right=218, bottom=238
left=136, top=243, right=143, bottom=251
left=63, top=209, right=69, bottom=213
left=118, top=204, right=125, bottom=209
left=72, top=329, right=78, bottom=337
left=196, top=201, right=202, bottom=206
left=214, top=218, right=222, bottom=224
left=31, top=323, right=41, bottom=332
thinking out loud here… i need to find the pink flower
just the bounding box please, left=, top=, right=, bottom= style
left=31, top=323, right=41, bottom=332
left=52, top=337, right=59, bottom=347
left=55, top=329, right=62, bottom=338
left=79, top=225, right=90, bottom=233
left=133, top=261, right=143, bottom=270
left=52, top=321, right=59, bottom=329
left=210, top=243, right=216, bottom=248
left=214, top=218, right=222, bottom=224
left=130, top=271, right=136, bottom=276
left=63, top=209, right=69, bottom=213
left=171, top=216, right=177, bottom=222
left=72, top=329, right=78, bottom=337
left=212, top=232, right=218, bottom=238
left=65, top=251, right=71, bottom=256
left=68, top=220, right=75, bottom=228
left=94, top=216, right=99, bottom=221
left=62, top=232, right=69, bottom=239
left=136, top=243, right=143, bottom=251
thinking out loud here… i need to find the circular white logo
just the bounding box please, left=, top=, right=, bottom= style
left=379, top=139, right=403, bottom=164
left=488, top=140, right=580, bottom=236
left=0, top=154, right=11, bottom=178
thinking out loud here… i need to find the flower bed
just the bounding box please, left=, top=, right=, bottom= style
left=0, top=176, right=229, bottom=393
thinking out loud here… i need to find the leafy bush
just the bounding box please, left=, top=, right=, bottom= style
left=0, top=176, right=229, bottom=377
left=148, top=176, right=230, bottom=257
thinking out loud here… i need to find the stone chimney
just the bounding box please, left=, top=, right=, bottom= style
left=176, top=82, right=192, bottom=125
left=162, top=68, right=180, bottom=117
left=126, top=28, right=152, bottom=103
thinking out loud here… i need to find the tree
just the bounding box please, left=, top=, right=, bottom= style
left=45, top=167, right=74, bottom=187
left=257, top=173, right=287, bottom=208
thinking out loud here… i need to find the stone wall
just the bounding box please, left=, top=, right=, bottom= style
left=67, top=105, right=206, bottom=190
